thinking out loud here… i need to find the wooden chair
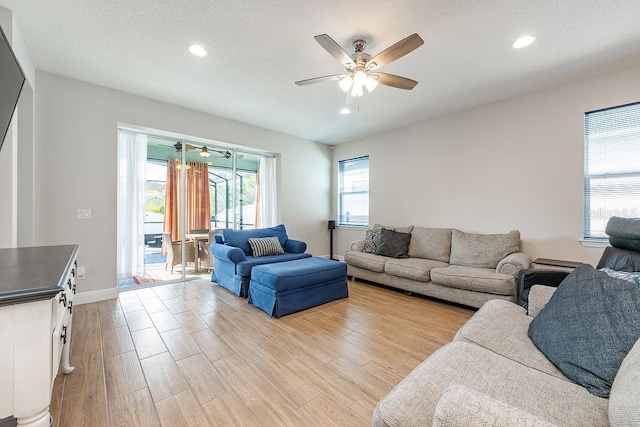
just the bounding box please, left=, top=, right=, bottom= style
left=162, top=232, right=196, bottom=273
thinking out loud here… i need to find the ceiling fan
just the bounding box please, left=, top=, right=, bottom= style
left=295, top=33, right=424, bottom=99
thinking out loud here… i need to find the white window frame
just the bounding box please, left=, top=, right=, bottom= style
left=583, top=102, right=640, bottom=240
left=338, top=156, right=369, bottom=227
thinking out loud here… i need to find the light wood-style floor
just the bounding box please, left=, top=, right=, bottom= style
left=51, top=279, right=473, bottom=426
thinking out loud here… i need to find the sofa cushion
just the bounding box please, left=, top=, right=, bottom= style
left=528, top=264, right=640, bottom=398
left=609, top=338, right=640, bottom=426
left=375, top=229, right=411, bottom=258
left=373, top=223, right=414, bottom=234
left=430, top=265, right=515, bottom=295
left=454, top=300, right=567, bottom=380
left=344, top=250, right=387, bottom=273
left=433, top=385, right=557, bottom=427
left=449, top=230, right=520, bottom=269
left=384, top=258, right=448, bottom=282
left=372, top=342, right=608, bottom=427
left=407, top=227, right=452, bottom=263
left=222, top=224, right=288, bottom=255
left=248, top=236, right=284, bottom=257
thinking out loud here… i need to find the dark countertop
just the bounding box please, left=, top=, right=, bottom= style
left=0, top=245, right=79, bottom=307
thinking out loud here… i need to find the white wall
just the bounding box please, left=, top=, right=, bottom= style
left=333, top=63, right=640, bottom=267
left=35, top=71, right=331, bottom=300
left=0, top=8, right=36, bottom=248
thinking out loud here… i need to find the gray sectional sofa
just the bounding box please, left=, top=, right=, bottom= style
left=372, top=284, right=640, bottom=426
left=345, top=225, right=531, bottom=308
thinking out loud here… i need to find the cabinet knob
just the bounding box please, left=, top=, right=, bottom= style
left=68, top=301, right=73, bottom=315
left=67, top=279, right=72, bottom=289
left=71, top=269, right=75, bottom=278
left=59, top=293, right=67, bottom=307
left=61, top=325, right=67, bottom=345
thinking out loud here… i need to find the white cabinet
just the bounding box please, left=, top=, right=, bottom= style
left=0, top=245, right=79, bottom=427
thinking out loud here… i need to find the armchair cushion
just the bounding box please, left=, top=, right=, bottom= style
left=222, top=224, right=288, bottom=255
left=528, top=264, right=640, bottom=397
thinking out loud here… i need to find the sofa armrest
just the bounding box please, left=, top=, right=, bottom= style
left=517, top=269, right=569, bottom=309
left=496, top=252, right=532, bottom=276
left=527, top=285, right=557, bottom=317
left=211, top=243, right=246, bottom=264
left=350, top=240, right=365, bottom=252
left=433, top=385, right=557, bottom=427
left=284, top=239, right=307, bottom=254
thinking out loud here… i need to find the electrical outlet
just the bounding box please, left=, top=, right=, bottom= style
left=77, top=266, right=86, bottom=279
left=77, top=209, right=92, bottom=220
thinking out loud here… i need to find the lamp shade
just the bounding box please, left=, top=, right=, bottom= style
left=365, top=76, right=378, bottom=93
left=338, top=76, right=353, bottom=92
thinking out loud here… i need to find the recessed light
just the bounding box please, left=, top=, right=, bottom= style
left=512, top=35, right=536, bottom=49
left=188, top=44, right=207, bottom=57
left=340, top=108, right=351, bottom=115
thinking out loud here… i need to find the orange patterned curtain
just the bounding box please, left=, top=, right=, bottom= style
left=164, top=159, right=211, bottom=242
left=187, top=162, right=211, bottom=232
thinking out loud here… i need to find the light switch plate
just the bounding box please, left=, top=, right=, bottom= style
left=77, top=209, right=92, bottom=220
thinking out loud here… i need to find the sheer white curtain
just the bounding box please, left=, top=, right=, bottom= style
left=258, top=156, right=279, bottom=227
left=117, top=130, right=148, bottom=279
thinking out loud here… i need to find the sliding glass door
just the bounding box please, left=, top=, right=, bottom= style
left=117, top=132, right=260, bottom=289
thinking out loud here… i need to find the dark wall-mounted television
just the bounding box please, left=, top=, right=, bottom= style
left=0, top=21, right=25, bottom=151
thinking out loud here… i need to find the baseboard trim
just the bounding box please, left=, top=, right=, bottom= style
left=318, top=254, right=345, bottom=262
left=75, top=287, right=118, bottom=305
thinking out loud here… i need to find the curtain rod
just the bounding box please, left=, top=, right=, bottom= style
left=119, top=127, right=277, bottom=158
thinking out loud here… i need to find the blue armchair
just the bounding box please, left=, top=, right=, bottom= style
left=211, top=224, right=311, bottom=297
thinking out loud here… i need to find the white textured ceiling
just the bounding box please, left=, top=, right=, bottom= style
left=2, top=0, right=640, bottom=144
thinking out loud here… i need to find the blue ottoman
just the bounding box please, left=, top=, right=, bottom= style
left=248, top=257, right=348, bottom=317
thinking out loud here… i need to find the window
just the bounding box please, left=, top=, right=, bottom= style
left=338, top=156, right=369, bottom=227
left=584, top=102, right=640, bottom=239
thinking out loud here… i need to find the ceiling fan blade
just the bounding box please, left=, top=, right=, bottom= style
left=295, top=74, right=344, bottom=86
left=372, top=72, right=419, bottom=90
left=369, top=33, right=424, bottom=69
left=314, top=34, right=356, bottom=68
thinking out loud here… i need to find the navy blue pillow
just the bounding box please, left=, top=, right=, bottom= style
left=528, top=264, right=640, bottom=397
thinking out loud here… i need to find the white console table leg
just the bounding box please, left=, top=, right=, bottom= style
left=61, top=317, right=74, bottom=374
left=16, top=408, right=50, bottom=427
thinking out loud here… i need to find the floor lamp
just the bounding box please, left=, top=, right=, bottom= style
left=328, top=220, right=336, bottom=260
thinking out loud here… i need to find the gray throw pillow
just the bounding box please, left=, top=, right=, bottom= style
left=528, top=264, right=640, bottom=397
left=375, top=229, right=411, bottom=259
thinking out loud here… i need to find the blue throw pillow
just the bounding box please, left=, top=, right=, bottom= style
left=528, top=264, right=640, bottom=397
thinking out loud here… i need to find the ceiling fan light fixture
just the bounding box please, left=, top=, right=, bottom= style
left=199, top=146, right=211, bottom=157
left=364, top=76, right=378, bottom=93
left=338, top=76, right=354, bottom=92
left=353, top=69, right=368, bottom=86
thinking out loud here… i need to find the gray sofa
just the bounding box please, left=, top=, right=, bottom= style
left=373, top=285, right=640, bottom=426
left=345, top=225, right=531, bottom=308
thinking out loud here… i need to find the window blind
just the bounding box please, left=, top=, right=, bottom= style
left=338, top=156, right=369, bottom=227
left=584, top=102, right=640, bottom=239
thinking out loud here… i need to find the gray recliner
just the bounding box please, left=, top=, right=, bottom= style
left=518, top=216, right=640, bottom=308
